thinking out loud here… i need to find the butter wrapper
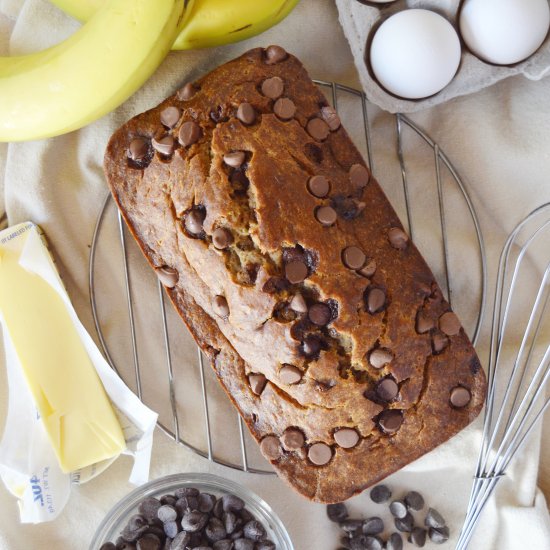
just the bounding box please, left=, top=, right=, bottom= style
left=0, top=222, right=158, bottom=523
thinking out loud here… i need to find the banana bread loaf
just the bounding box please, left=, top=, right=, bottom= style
left=104, top=46, right=486, bottom=503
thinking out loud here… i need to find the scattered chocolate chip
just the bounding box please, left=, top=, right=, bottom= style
left=376, top=378, right=399, bottom=401
left=223, top=151, right=246, bottom=168
left=450, top=386, right=471, bottom=408
left=390, top=500, right=408, bottom=519
left=307, top=118, right=330, bottom=141
left=439, top=311, right=461, bottom=336
left=302, top=335, right=322, bottom=357
left=408, top=527, right=427, bottom=547
left=369, top=348, right=392, bottom=369
left=395, top=512, right=414, bottom=533
left=425, top=508, right=446, bottom=529
left=237, top=103, right=256, bottom=125
left=285, top=259, right=308, bottom=284
left=152, top=134, right=175, bottom=156
left=307, top=175, right=330, bottom=198
left=363, top=517, right=384, bottom=535
left=415, top=311, right=435, bottom=334
left=308, top=442, right=332, bottom=465
left=334, top=428, right=360, bottom=449
left=432, top=331, right=450, bottom=354
left=405, top=491, right=425, bottom=511
left=315, top=205, right=338, bottom=226
left=273, top=97, right=296, bottom=120
left=279, top=364, right=302, bottom=384
left=308, top=303, right=332, bottom=326
left=321, top=105, right=341, bottom=131
left=358, top=258, right=377, bottom=278
left=388, top=227, right=409, bottom=250
left=289, top=293, right=308, bottom=313
left=342, top=246, right=366, bottom=270
left=128, top=137, right=149, bottom=161
left=370, top=484, right=392, bottom=504
left=213, top=295, right=230, bottom=319
left=387, top=532, right=404, bottom=550
left=366, top=287, right=386, bottom=314
left=365, top=535, right=384, bottom=550
left=261, top=76, right=284, bottom=99
left=177, top=83, right=198, bottom=101
left=160, top=106, right=181, bottom=128
left=155, top=266, right=178, bottom=288
left=212, top=227, right=233, bottom=250
left=260, top=435, right=282, bottom=460
left=178, top=120, right=202, bottom=147
left=349, top=164, right=369, bottom=189
left=280, top=428, right=305, bottom=451
left=248, top=373, right=267, bottom=396
left=264, top=45, right=288, bottom=64
left=378, top=409, right=403, bottom=434
left=429, top=525, right=450, bottom=544
left=327, top=503, right=348, bottom=523
left=185, top=208, right=206, bottom=236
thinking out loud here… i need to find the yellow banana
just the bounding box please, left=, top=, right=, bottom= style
left=48, top=0, right=301, bottom=51
left=0, top=0, right=185, bottom=142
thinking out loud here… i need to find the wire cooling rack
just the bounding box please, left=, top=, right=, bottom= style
left=89, top=81, right=487, bottom=475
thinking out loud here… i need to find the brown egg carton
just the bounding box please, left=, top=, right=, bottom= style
left=336, top=0, right=550, bottom=113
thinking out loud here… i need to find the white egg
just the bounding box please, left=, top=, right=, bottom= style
left=369, top=9, right=461, bottom=99
left=460, top=0, right=550, bottom=65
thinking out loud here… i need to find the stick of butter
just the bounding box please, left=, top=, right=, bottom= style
left=0, top=222, right=126, bottom=473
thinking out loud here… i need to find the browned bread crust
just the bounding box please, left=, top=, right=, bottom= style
left=104, top=47, right=486, bottom=503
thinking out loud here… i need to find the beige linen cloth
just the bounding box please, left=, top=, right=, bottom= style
left=1, top=0, right=550, bottom=548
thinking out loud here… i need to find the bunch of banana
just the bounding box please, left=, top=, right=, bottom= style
left=0, top=0, right=300, bottom=142
left=49, top=0, right=301, bottom=50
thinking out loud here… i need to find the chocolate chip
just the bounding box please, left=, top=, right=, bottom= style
left=100, top=544, right=116, bottom=550
left=273, top=97, right=296, bottom=120
left=289, top=293, right=308, bottom=313
left=198, top=493, right=216, bottom=514
left=305, top=142, right=323, bottom=163
left=365, top=535, right=384, bottom=550
left=415, top=311, right=435, bottom=334
left=261, top=76, right=284, bottom=99
left=178, top=120, right=202, bottom=147
left=222, top=511, right=239, bottom=534
left=262, top=276, right=290, bottom=294
left=161, top=494, right=177, bottom=505
left=302, top=335, right=322, bottom=356
left=163, top=520, right=179, bottom=538
left=248, top=373, right=266, bottom=396
left=212, top=228, right=233, bottom=250
left=175, top=487, right=199, bottom=499
left=307, top=175, right=330, bottom=198
left=237, top=103, right=256, bottom=125
left=213, top=295, right=229, bottom=319
left=255, top=541, right=275, bottom=550
left=408, top=527, right=427, bottom=547
left=155, top=266, right=178, bottom=288
left=308, top=442, right=332, bottom=465
left=279, top=364, right=302, bottom=384
left=138, top=497, right=161, bottom=523
left=432, top=331, right=450, bottom=354
left=243, top=520, right=266, bottom=541
left=424, top=508, right=446, bottom=529
left=213, top=541, right=235, bottom=550
left=181, top=510, right=208, bottom=533
left=234, top=539, right=254, bottom=550
left=315, top=205, right=337, bottom=226
left=331, top=195, right=366, bottom=220
left=334, top=428, right=360, bottom=449
left=363, top=517, right=384, bottom=535
left=157, top=505, right=177, bottom=523
left=138, top=534, right=161, bottom=550
left=223, top=151, right=246, bottom=168
left=177, top=83, right=198, bottom=101
left=342, top=246, right=366, bottom=270
left=307, top=118, right=330, bottom=141
left=285, top=260, right=308, bottom=284
left=349, top=164, right=369, bottom=189
left=387, top=532, right=404, bottom=550
left=128, top=137, right=149, bottom=161
left=264, top=45, right=288, bottom=64
left=439, top=311, right=461, bottom=336
left=222, top=494, right=244, bottom=513
left=450, top=385, right=471, bottom=408
left=376, top=378, right=399, bottom=401
left=152, top=134, right=175, bottom=156
left=378, top=409, right=403, bottom=434
left=170, top=531, right=191, bottom=550
left=327, top=503, right=348, bottom=523
left=205, top=518, right=227, bottom=542
left=369, top=348, right=392, bottom=369
left=388, top=227, right=409, bottom=250
left=394, top=512, right=414, bottom=533
left=308, top=303, right=332, bottom=326
left=366, top=287, right=386, bottom=314
left=185, top=208, right=206, bottom=236
left=340, top=518, right=363, bottom=534
left=405, top=491, right=424, bottom=511
left=280, top=428, right=305, bottom=451
left=321, top=105, right=341, bottom=131
left=370, top=484, right=391, bottom=504
left=358, top=258, right=377, bottom=278
left=389, top=500, right=408, bottom=519
left=429, top=525, right=450, bottom=544
left=160, top=106, right=181, bottom=128
left=260, top=435, right=282, bottom=460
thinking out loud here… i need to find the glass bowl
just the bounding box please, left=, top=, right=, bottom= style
left=89, top=472, right=294, bottom=549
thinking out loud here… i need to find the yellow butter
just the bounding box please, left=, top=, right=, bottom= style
left=0, top=223, right=125, bottom=473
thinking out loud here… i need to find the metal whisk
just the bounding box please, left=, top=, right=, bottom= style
left=457, top=203, right=550, bottom=549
